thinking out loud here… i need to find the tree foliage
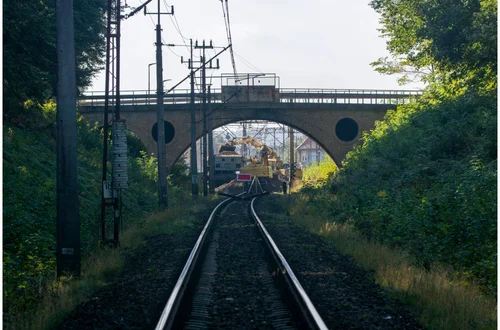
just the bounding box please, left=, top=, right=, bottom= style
left=370, top=0, right=497, bottom=93
left=295, top=0, right=497, bottom=295
left=299, top=94, right=497, bottom=293
left=3, top=0, right=106, bottom=117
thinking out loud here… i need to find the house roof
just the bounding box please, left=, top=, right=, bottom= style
left=296, top=136, right=325, bottom=152
left=295, top=136, right=310, bottom=150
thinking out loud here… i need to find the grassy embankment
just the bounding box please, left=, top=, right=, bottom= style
left=3, top=103, right=217, bottom=329
left=288, top=93, right=497, bottom=329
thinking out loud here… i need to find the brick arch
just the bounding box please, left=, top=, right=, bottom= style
left=171, top=118, right=342, bottom=169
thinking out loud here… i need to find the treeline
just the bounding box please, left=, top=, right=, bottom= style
left=3, top=0, right=106, bottom=122
left=298, top=0, right=497, bottom=293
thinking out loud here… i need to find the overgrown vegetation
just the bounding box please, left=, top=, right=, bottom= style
left=295, top=0, right=497, bottom=295
left=297, top=95, right=497, bottom=293
left=3, top=102, right=192, bottom=327
left=1, top=1, right=198, bottom=327
left=5, top=192, right=215, bottom=330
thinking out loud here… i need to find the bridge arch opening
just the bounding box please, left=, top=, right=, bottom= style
left=172, top=120, right=340, bottom=178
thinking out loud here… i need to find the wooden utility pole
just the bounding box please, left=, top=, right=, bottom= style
left=56, top=0, right=80, bottom=277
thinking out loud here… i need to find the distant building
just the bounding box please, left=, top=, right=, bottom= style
left=295, top=137, right=325, bottom=167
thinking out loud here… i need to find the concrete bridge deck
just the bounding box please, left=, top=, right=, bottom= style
left=78, top=88, right=422, bottom=108
left=78, top=88, right=422, bottom=169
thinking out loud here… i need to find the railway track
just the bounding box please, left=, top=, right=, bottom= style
left=55, top=194, right=422, bottom=329
left=155, top=196, right=327, bottom=330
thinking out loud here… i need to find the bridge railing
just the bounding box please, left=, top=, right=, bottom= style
left=78, top=89, right=223, bottom=107
left=78, top=88, right=422, bottom=107
left=278, top=88, right=422, bottom=105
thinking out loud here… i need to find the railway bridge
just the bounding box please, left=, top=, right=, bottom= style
left=78, top=87, right=421, bottom=169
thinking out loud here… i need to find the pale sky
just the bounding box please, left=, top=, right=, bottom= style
left=88, top=0, right=424, bottom=93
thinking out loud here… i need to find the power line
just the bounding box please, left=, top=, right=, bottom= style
left=138, top=0, right=193, bottom=60
left=163, top=0, right=192, bottom=52
left=234, top=51, right=263, bottom=73
left=220, top=0, right=238, bottom=78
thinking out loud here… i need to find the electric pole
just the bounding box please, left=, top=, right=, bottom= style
left=179, top=41, right=228, bottom=196
left=146, top=1, right=173, bottom=208
left=56, top=0, right=80, bottom=277
left=182, top=39, right=199, bottom=196
left=195, top=40, right=218, bottom=197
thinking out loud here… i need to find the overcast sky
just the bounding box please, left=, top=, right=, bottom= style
left=88, top=0, right=424, bottom=92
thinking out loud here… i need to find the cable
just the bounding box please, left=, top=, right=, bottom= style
left=234, top=51, right=263, bottom=73
left=162, top=0, right=193, bottom=53
left=220, top=0, right=238, bottom=78
left=165, top=45, right=184, bottom=58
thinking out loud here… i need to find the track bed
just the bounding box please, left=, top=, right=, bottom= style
left=179, top=200, right=298, bottom=329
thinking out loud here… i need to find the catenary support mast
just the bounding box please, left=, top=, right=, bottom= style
left=56, top=0, right=80, bottom=277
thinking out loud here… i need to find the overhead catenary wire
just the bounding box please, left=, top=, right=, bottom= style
left=137, top=0, right=196, bottom=60
left=220, top=0, right=238, bottom=79
left=234, top=51, right=264, bottom=73
left=163, top=0, right=194, bottom=53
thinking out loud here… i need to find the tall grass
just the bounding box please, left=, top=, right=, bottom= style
left=283, top=196, right=497, bottom=330
left=6, top=195, right=217, bottom=330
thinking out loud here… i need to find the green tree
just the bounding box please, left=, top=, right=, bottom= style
left=3, top=0, right=106, bottom=118
left=370, top=0, right=497, bottom=93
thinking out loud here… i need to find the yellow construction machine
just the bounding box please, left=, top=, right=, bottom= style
left=223, top=136, right=280, bottom=178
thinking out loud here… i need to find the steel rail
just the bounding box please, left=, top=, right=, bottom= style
left=250, top=197, right=329, bottom=330
left=155, top=196, right=234, bottom=330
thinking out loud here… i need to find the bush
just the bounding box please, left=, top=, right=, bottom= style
left=299, top=93, right=497, bottom=294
